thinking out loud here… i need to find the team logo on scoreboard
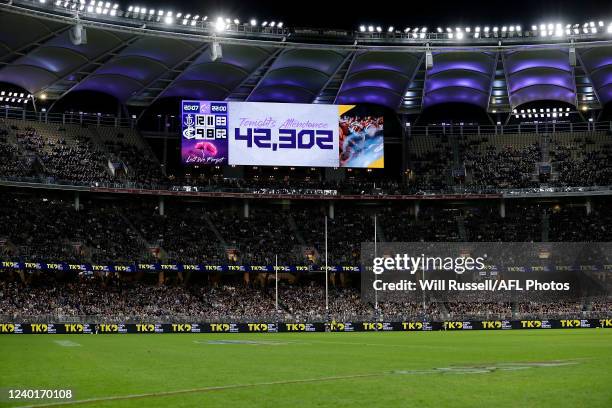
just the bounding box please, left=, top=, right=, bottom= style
left=182, top=114, right=196, bottom=139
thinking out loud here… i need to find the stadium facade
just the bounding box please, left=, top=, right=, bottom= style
left=0, top=1, right=610, bottom=328
left=1, top=0, right=611, bottom=115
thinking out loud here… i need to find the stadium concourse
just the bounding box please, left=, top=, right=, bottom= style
left=0, top=1, right=611, bottom=327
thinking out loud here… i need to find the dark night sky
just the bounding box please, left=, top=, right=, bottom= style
left=136, top=0, right=612, bottom=30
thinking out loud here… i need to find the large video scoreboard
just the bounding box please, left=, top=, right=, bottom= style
left=181, top=101, right=384, bottom=168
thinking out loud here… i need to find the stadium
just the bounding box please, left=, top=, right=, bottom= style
left=0, top=0, right=611, bottom=406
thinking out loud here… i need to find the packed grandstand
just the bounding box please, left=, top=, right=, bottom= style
left=0, top=0, right=611, bottom=327
left=1, top=116, right=611, bottom=324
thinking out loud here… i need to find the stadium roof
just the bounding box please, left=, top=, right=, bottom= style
left=1, top=1, right=612, bottom=114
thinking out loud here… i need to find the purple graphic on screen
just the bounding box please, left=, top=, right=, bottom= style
left=181, top=100, right=228, bottom=165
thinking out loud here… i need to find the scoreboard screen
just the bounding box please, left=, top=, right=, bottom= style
left=181, top=101, right=384, bottom=168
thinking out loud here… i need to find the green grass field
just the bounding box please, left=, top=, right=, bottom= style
left=1, top=330, right=611, bottom=407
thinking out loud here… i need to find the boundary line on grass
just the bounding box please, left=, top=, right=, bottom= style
left=14, top=359, right=581, bottom=407
left=14, top=372, right=391, bottom=407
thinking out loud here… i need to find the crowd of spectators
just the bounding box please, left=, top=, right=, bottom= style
left=291, top=206, right=373, bottom=265
left=127, top=202, right=227, bottom=264
left=464, top=144, right=541, bottom=189
left=1, top=192, right=610, bottom=323
left=104, top=140, right=164, bottom=185
left=0, top=122, right=158, bottom=186
left=37, top=135, right=111, bottom=184
left=0, top=277, right=202, bottom=322
left=213, top=207, right=302, bottom=265
left=590, top=296, right=612, bottom=317
left=380, top=206, right=461, bottom=242
left=13, top=125, right=112, bottom=184
left=550, top=138, right=612, bottom=186
left=376, top=300, right=441, bottom=321
left=1, top=192, right=611, bottom=265
left=408, top=150, right=454, bottom=191
left=0, top=194, right=152, bottom=264
left=446, top=301, right=513, bottom=320
left=0, top=273, right=608, bottom=322
left=464, top=204, right=544, bottom=242
left=0, top=118, right=610, bottom=324
left=548, top=206, right=612, bottom=241
left=0, top=120, right=611, bottom=194
left=0, top=124, right=35, bottom=178
left=278, top=283, right=373, bottom=322
left=516, top=301, right=585, bottom=319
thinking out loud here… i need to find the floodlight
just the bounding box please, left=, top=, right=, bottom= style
left=425, top=46, right=433, bottom=70
left=569, top=46, right=576, bottom=66
left=210, top=41, right=223, bottom=61
left=215, top=17, right=226, bottom=31
left=69, top=22, right=87, bottom=45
